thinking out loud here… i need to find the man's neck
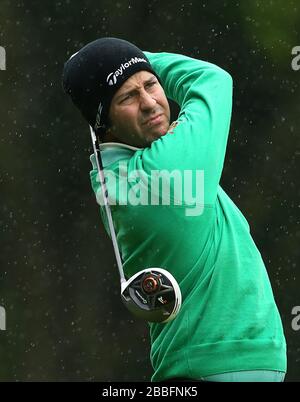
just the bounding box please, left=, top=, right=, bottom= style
left=103, top=130, right=120, bottom=144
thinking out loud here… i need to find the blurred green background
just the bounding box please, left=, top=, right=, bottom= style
left=0, top=0, right=299, bottom=381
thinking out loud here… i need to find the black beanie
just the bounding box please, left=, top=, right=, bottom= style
left=62, top=37, right=159, bottom=135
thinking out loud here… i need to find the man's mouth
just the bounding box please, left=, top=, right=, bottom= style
left=144, top=114, right=163, bottom=126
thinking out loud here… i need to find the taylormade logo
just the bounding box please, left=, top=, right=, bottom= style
left=158, top=296, right=167, bottom=305
left=106, top=57, right=148, bottom=86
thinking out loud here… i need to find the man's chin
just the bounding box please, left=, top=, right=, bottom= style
left=141, top=125, right=169, bottom=146
left=147, top=132, right=166, bottom=144
left=152, top=125, right=169, bottom=138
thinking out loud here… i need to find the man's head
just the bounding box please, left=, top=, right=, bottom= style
left=106, top=70, right=170, bottom=147
left=62, top=37, right=170, bottom=147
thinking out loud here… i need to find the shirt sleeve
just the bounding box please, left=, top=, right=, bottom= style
left=138, top=51, right=233, bottom=205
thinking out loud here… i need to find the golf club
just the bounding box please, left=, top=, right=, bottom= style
left=89, top=125, right=182, bottom=323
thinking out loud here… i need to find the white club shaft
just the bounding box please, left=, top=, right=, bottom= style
left=89, top=126, right=126, bottom=284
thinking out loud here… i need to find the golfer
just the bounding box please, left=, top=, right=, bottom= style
left=62, top=37, right=287, bottom=382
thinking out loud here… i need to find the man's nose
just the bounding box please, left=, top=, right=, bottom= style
left=140, top=90, right=156, bottom=110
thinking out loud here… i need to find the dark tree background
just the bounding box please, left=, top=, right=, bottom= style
left=0, top=0, right=299, bottom=381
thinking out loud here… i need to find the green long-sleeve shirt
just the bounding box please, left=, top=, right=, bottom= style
left=90, top=51, right=287, bottom=380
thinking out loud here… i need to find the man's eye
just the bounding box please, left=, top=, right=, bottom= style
left=120, top=94, right=132, bottom=103
left=146, top=81, right=156, bottom=89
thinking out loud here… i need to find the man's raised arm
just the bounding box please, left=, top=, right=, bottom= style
left=141, top=51, right=233, bottom=205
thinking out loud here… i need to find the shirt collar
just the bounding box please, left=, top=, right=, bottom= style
left=89, top=142, right=142, bottom=169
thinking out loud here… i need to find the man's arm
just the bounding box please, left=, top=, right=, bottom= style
left=140, top=51, right=233, bottom=205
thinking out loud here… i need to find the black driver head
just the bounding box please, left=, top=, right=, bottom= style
left=121, top=268, right=181, bottom=323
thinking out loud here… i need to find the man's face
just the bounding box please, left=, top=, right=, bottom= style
left=106, top=71, right=171, bottom=147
